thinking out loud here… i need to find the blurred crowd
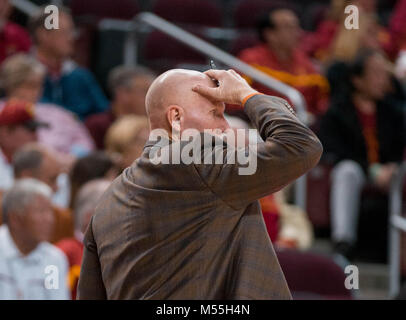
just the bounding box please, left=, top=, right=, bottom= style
left=0, top=0, right=406, bottom=299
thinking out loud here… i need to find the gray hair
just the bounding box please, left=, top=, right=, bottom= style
left=74, top=179, right=111, bottom=231
left=2, top=178, right=52, bottom=224
left=108, top=65, right=155, bottom=95
left=12, top=144, right=45, bottom=178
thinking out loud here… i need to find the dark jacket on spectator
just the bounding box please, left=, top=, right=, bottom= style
left=318, top=92, right=405, bottom=172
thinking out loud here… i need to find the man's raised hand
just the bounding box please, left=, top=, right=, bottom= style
left=192, top=69, right=258, bottom=105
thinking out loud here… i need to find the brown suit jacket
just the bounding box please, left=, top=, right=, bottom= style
left=77, top=95, right=323, bottom=300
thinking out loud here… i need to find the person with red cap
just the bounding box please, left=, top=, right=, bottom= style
left=0, top=99, right=48, bottom=191
left=0, top=101, right=76, bottom=247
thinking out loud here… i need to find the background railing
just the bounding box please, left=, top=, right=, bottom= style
left=389, top=163, right=406, bottom=298
left=11, top=0, right=40, bottom=14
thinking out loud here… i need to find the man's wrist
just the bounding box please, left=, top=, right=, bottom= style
left=240, top=90, right=262, bottom=106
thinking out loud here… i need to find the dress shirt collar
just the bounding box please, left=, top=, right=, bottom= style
left=0, top=225, right=21, bottom=259
left=0, top=225, right=41, bottom=262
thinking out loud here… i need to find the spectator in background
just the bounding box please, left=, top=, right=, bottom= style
left=69, top=151, right=119, bottom=209
left=0, top=54, right=95, bottom=156
left=304, top=0, right=386, bottom=62
left=395, top=49, right=406, bottom=89
left=0, top=178, right=69, bottom=300
left=392, top=0, right=406, bottom=89
left=86, top=65, right=155, bottom=149
left=319, top=50, right=406, bottom=259
left=28, top=6, right=109, bottom=120
left=327, top=13, right=381, bottom=65
left=302, top=0, right=352, bottom=61
left=0, top=100, right=46, bottom=192
left=9, top=143, right=73, bottom=241
left=56, top=179, right=111, bottom=300
left=389, top=0, right=406, bottom=60
left=238, top=7, right=330, bottom=120
left=0, top=0, right=31, bottom=64
left=261, top=191, right=314, bottom=250
left=325, top=13, right=387, bottom=102
left=105, top=115, right=149, bottom=171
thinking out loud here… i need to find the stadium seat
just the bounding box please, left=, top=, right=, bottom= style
left=70, top=0, right=140, bottom=20
left=357, top=185, right=389, bottom=262
left=229, top=31, right=260, bottom=56
left=72, top=24, right=96, bottom=68
left=276, top=249, right=353, bottom=299
left=301, top=3, right=328, bottom=31
left=152, top=0, right=223, bottom=27
left=143, top=30, right=208, bottom=72
left=92, top=30, right=128, bottom=94
left=232, top=0, right=298, bottom=29
left=306, top=163, right=333, bottom=231
left=69, top=0, right=139, bottom=71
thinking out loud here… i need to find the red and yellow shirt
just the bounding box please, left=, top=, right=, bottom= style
left=56, top=237, right=84, bottom=300
left=238, top=44, right=330, bottom=116
left=356, top=107, right=379, bottom=165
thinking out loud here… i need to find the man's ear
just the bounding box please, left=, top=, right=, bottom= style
left=166, top=105, right=183, bottom=140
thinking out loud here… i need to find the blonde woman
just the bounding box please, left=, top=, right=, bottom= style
left=105, top=115, right=149, bottom=170
left=327, top=13, right=382, bottom=64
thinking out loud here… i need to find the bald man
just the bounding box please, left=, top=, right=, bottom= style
left=78, top=69, right=322, bottom=300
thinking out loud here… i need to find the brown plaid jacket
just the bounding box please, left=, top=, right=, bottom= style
left=77, top=95, right=323, bottom=300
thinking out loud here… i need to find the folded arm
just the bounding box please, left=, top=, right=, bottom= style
left=193, top=70, right=323, bottom=209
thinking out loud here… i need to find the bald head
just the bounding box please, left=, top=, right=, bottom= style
left=145, top=69, right=228, bottom=136
left=146, top=69, right=207, bottom=127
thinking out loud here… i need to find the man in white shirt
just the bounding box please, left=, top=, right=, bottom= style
left=0, top=178, right=70, bottom=300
